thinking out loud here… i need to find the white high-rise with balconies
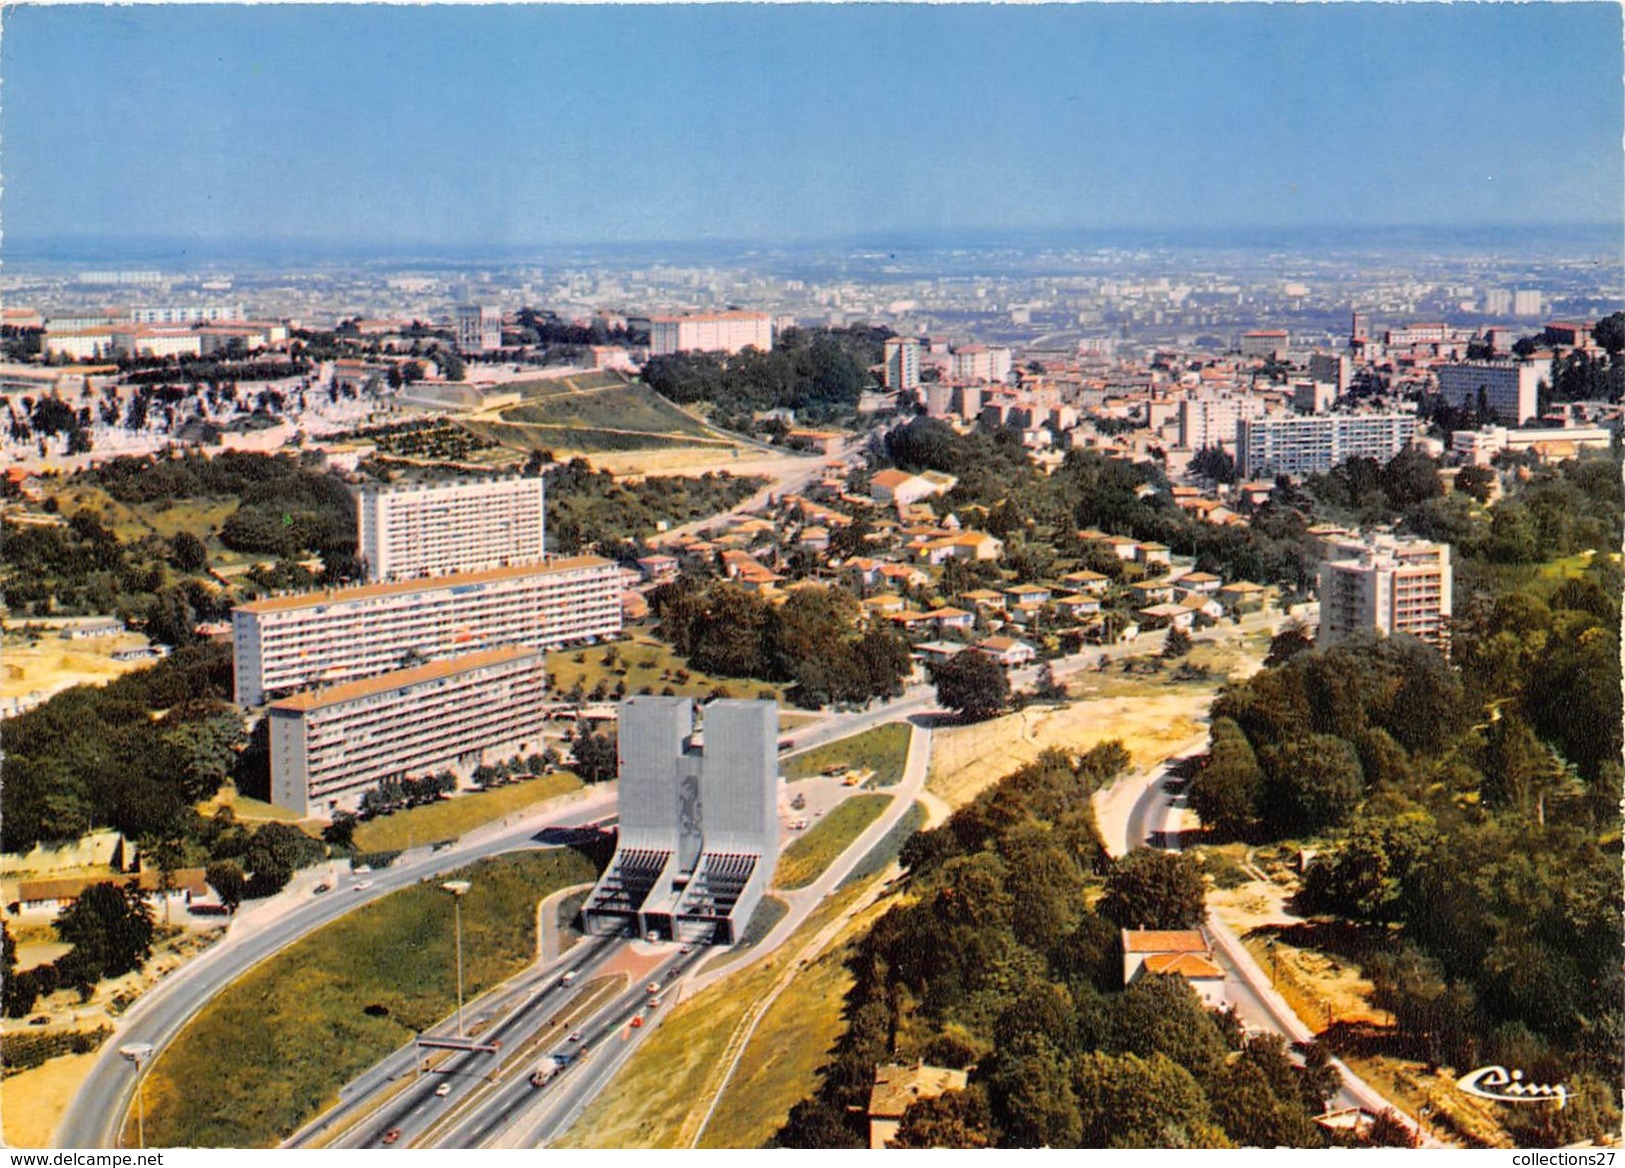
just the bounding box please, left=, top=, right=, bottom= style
left=268, top=645, right=547, bottom=815
left=1317, top=535, right=1452, bottom=654
left=357, top=476, right=545, bottom=583
left=231, top=557, right=621, bottom=706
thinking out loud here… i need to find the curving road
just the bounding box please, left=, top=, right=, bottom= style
left=53, top=790, right=619, bottom=1149
left=1128, top=753, right=1439, bottom=1146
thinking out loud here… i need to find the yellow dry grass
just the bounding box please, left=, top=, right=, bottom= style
left=1, top=633, right=156, bottom=702
left=928, top=691, right=1208, bottom=809
left=1, top=1050, right=101, bottom=1148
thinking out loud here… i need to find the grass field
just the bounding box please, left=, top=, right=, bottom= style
left=137, top=849, right=598, bottom=1147
left=349, top=772, right=584, bottom=852
left=555, top=881, right=878, bottom=1149
left=697, top=893, right=899, bottom=1149
left=774, top=794, right=891, bottom=890
left=496, top=377, right=720, bottom=443
left=549, top=628, right=790, bottom=707
left=197, top=788, right=313, bottom=826
left=782, top=723, right=911, bottom=788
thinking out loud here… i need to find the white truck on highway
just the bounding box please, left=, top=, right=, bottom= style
left=530, top=1056, right=565, bottom=1087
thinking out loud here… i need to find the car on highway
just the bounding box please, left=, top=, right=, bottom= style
left=630, top=1014, right=644, bottom=1029
left=568, top=1030, right=585, bottom=1043
left=645, top=981, right=661, bottom=994
left=313, top=884, right=331, bottom=895
left=354, top=880, right=374, bottom=891
left=650, top=996, right=664, bottom=1009
left=434, top=1083, right=452, bottom=1098
left=679, top=944, right=694, bottom=954
left=381, top=1128, right=402, bottom=1145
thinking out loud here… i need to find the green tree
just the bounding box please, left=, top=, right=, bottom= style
left=932, top=651, right=1011, bottom=722
left=1161, top=626, right=1192, bottom=659
left=1190, top=718, right=1264, bottom=839
left=987, top=1034, right=1081, bottom=1147
left=571, top=730, right=619, bottom=783
left=54, top=879, right=155, bottom=982
left=1098, top=849, right=1207, bottom=930
left=205, top=860, right=246, bottom=913
left=169, top=531, right=209, bottom=573
left=1073, top=1051, right=1229, bottom=1148
left=889, top=1086, right=993, bottom=1148
left=1259, top=734, right=1364, bottom=836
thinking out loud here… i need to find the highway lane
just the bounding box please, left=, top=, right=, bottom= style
left=452, top=949, right=702, bottom=1149
left=292, top=935, right=622, bottom=1149
left=55, top=790, right=620, bottom=1149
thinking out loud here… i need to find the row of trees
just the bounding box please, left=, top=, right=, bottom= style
left=652, top=579, right=912, bottom=708
left=777, top=744, right=1380, bottom=1149
left=538, top=457, right=765, bottom=554
left=640, top=325, right=889, bottom=430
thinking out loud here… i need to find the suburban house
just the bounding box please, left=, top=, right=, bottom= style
left=1058, top=569, right=1110, bottom=594
left=1002, top=583, right=1052, bottom=607
left=868, top=1062, right=970, bottom=1149
left=1135, top=541, right=1173, bottom=568
left=1121, top=929, right=1226, bottom=1008
left=975, top=635, right=1037, bottom=668
left=923, top=606, right=975, bottom=633
left=15, top=869, right=212, bottom=920
left=1217, top=580, right=1268, bottom=613
left=635, top=554, right=680, bottom=583
left=1138, top=603, right=1195, bottom=631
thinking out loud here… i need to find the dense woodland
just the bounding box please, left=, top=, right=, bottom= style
left=651, top=578, right=912, bottom=708
left=776, top=743, right=1391, bottom=1149
left=640, top=325, right=890, bottom=431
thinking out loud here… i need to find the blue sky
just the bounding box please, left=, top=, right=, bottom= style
left=4, top=3, right=1621, bottom=251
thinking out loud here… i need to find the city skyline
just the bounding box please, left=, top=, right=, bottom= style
left=4, top=3, right=1621, bottom=260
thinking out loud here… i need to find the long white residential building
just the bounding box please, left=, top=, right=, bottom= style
left=357, top=476, right=545, bottom=582
left=649, top=311, right=772, bottom=356
left=268, top=645, right=547, bottom=816
left=1236, top=412, right=1417, bottom=478
left=1317, top=535, right=1452, bottom=654
left=232, top=556, right=620, bottom=706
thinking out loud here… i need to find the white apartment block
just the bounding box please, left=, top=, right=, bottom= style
left=1435, top=360, right=1547, bottom=424
left=1178, top=393, right=1265, bottom=450
left=1236, top=413, right=1417, bottom=478
left=129, top=304, right=245, bottom=325
left=1318, top=536, right=1452, bottom=654
left=949, top=344, right=1013, bottom=384
left=357, top=476, right=545, bottom=582
left=1513, top=290, right=1543, bottom=317
left=232, top=556, right=620, bottom=706
left=268, top=645, right=547, bottom=815
left=649, top=311, right=773, bottom=356
left=883, top=337, right=922, bottom=392
left=455, top=304, right=503, bottom=354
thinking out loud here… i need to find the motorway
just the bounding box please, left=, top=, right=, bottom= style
left=53, top=791, right=621, bottom=1149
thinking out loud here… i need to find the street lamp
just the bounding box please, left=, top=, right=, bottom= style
left=119, top=1042, right=155, bottom=1149
left=442, top=881, right=472, bottom=1036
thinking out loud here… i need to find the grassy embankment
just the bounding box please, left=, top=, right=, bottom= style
left=555, top=881, right=888, bottom=1149
left=548, top=625, right=790, bottom=707
left=782, top=722, right=911, bottom=788
left=464, top=373, right=739, bottom=454
left=774, top=794, right=891, bottom=891
left=349, top=772, right=584, bottom=853
left=137, top=849, right=597, bottom=1147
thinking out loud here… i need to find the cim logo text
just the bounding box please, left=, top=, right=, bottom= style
left=1457, top=1065, right=1568, bottom=1108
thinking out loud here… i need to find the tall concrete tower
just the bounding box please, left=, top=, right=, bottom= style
left=582, top=697, right=780, bottom=945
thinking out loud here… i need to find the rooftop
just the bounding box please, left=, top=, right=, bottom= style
left=235, top=555, right=612, bottom=615
left=269, top=645, right=541, bottom=713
